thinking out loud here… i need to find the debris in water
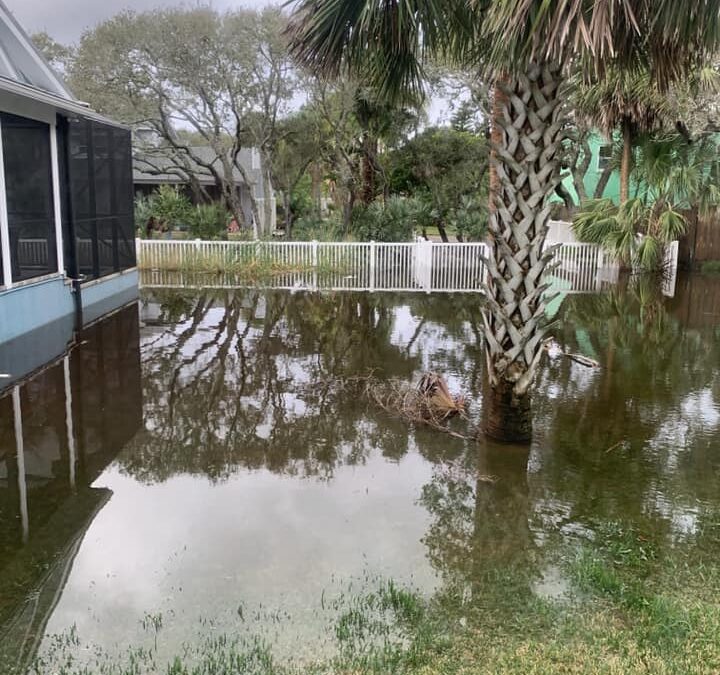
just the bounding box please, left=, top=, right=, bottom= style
left=364, top=372, right=472, bottom=438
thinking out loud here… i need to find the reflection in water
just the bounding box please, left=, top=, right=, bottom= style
left=0, top=306, right=142, bottom=672
left=0, top=275, right=718, bottom=670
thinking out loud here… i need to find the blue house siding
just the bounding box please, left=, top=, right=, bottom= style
left=81, top=269, right=139, bottom=325
left=0, top=270, right=138, bottom=385
left=0, top=275, right=73, bottom=343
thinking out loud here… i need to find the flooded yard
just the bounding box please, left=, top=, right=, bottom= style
left=1, top=274, right=719, bottom=673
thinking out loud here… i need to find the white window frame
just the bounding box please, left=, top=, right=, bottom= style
left=0, top=111, right=65, bottom=290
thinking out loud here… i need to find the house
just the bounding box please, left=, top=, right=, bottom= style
left=555, top=132, right=622, bottom=207
left=0, top=1, right=137, bottom=384
left=133, top=144, right=277, bottom=233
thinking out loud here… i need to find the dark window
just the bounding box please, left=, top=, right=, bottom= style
left=1, top=113, right=58, bottom=282
left=62, top=117, right=135, bottom=281
left=598, top=145, right=613, bottom=170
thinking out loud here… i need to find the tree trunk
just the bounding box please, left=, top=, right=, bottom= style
left=361, top=133, right=377, bottom=205
left=262, top=167, right=275, bottom=236
left=284, top=192, right=292, bottom=238
left=594, top=163, right=614, bottom=199
left=620, top=117, right=633, bottom=203
left=437, top=222, right=449, bottom=243
left=482, top=63, right=566, bottom=443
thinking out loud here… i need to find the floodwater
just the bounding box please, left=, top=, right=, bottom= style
left=0, top=273, right=719, bottom=671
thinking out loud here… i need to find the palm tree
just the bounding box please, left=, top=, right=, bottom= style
left=288, top=0, right=720, bottom=442
left=573, top=64, right=720, bottom=202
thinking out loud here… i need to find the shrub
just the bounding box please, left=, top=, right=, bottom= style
left=450, top=195, right=488, bottom=241
left=573, top=198, right=686, bottom=270
left=135, top=185, right=193, bottom=237
left=148, top=185, right=193, bottom=229
left=291, top=213, right=343, bottom=241
left=351, top=196, right=426, bottom=242
left=188, top=203, right=230, bottom=240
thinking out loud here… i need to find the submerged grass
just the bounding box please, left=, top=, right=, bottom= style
left=25, top=522, right=720, bottom=674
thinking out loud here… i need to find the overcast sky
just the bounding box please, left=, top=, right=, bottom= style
left=7, top=0, right=275, bottom=44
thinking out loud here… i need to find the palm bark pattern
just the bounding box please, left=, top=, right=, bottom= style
left=482, top=62, right=565, bottom=441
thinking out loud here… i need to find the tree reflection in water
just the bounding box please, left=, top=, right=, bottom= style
left=127, top=290, right=483, bottom=482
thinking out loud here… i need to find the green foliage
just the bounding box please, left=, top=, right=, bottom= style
left=573, top=197, right=682, bottom=270
left=571, top=132, right=720, bottom=270
left=141, top=186, right=193, bottom=232
left=134, top=195, right=154, bottom=235
left=188, top=203, right=230, bottom=240
left=135, top=187, right=230, bottom=239
left=288, top=174, right=315, bottom=224
left=388, top=127, right=487, bottom=197
left=291, top=213, right=343, bottom=241
left=351, top=197, right=428, bottom=242
left=387, top=127, right=488, bottom=236
left=449, top=195, right=487, bottom=241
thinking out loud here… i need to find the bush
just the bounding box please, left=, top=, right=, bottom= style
left=134, top=194, right=154, bottom=235
left=351, top=197, right=427, bottom=242
left=188, top=203, right=230, bottom=240
left=449, top=195, right=487, bottom=241
left=291, top=213, right=343, bottom=241
left=135, top=186, right=193, bottom=237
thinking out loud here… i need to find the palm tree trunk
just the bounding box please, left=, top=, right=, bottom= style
left=482, top=63, right=566, bottom=443
left=620, top=117, right=633, bottom=203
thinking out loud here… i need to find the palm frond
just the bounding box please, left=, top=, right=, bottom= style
left=287, top=0, right=476, bottom=103
left=635, top=235, right=662, bottom=269
left=656, top=206, right=687, bottom=242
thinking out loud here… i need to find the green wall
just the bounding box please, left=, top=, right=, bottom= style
left=554, top=132, right=638, bottom=206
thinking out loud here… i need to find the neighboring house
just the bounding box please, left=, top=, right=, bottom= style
left=555, top=132, right=624, bottom=207
left=133, top=145, right=277, bottom=233
left=0, top=1, right=137, bottom=383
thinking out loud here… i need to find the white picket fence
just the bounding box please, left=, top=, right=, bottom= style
left=136, top=238, right=627, bottom=294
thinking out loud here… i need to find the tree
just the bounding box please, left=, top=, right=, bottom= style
left=69, top=7, right=299, bottom=238
left=288, top=0, right=720, bottom=442
left=573, top=64, right=720, bottom=202
left=387, top=127, right=489, bottom=241
left=270, top=110, right=323, bottom=236
left=31, top=31, right=74, bottom=74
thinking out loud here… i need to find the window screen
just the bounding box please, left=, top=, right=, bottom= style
left=63, top=117, right=135, bottom=281
left=1, top=113, right=58, bottom=283
left=598, top=145, right=613, bottom=170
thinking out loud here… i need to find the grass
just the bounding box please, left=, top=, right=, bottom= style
left=21, top=522, right=720, bottom=674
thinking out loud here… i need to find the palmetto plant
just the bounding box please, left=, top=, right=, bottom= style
left=288, top=0, right=720, bottom=442
left=573, top=197, right=685, bottom=269
left=574, top=133, right=720, bottom=269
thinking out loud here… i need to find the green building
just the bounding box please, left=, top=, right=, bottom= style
left=555, top=132, right=633, bottom=207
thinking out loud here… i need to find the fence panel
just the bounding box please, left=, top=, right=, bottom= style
left=136, top=238, right=648, bottom=295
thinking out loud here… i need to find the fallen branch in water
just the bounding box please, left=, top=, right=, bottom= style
left=363, top=373, right=476, bottom=440
left=546, top=340, right=600, bottom=368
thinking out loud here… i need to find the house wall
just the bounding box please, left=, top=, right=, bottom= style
left=554, top=132, right=641, bottom=207
left=0, top=102, right=138, bottom=384
left=0, top=270, right=138, bottom=384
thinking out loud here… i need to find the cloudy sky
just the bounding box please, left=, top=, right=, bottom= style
left=7, top=0, right=274, bottom=43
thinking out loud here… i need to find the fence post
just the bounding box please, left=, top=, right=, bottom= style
left=312, top=240, right=318, bottom=291
left=426, top=241, right=433, bottom=293
left=369, top=240, right=376, bottom=291
left=135, top=238, right=141, bottom=268
left=595, top=245, right=605, bottom=291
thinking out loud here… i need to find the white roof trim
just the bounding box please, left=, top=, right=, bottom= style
left=0, top=76, right=128, bottom=127
left=0, top=0, right=74, bottom=99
